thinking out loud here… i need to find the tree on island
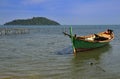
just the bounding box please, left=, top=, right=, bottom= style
left=4, top=17, right=60, bottom=25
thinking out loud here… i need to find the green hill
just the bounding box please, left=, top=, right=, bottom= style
left=4, top=17, right=60, bottom=25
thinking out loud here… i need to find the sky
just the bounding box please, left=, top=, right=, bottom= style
left=0, top=0, right=120, bottom=25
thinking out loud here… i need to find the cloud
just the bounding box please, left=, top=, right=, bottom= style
left=0, top=0, right=14, bottom=7
left=22, top=0, right=48, bottom=5
left=61, top=0, right=120, bottom=25
left=70, top=0, right=120, bottom=16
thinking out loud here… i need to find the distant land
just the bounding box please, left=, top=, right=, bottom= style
left=4, top=17, right=60, bottom=25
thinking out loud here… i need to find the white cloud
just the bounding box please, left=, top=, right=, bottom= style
left=70, top=0, right=120, bottom=15
left=22, top=0, right=46, bottom=5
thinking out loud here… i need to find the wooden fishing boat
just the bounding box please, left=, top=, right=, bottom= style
left=63, top=27, right=114, bottom=54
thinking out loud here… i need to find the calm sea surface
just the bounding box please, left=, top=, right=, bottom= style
left=0, top=25, right=120, bottom=79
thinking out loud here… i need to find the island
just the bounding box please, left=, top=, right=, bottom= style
left=4, top=17, right=60, bottom=25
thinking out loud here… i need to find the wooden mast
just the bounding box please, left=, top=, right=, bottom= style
left=69, top=27, right=76, bottom=55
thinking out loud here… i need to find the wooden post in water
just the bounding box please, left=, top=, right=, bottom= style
left=0, top=28, right=30, bottom=35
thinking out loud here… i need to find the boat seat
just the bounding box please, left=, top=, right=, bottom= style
left=94, top=34, right=108, bottom=41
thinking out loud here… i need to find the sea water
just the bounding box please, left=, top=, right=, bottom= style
left=0, top=25, right=120, bottom=79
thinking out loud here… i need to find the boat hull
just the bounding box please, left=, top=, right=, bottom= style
left=63, top=27, right=114, bottom=53
left=73, top=38, right=109, bottom=52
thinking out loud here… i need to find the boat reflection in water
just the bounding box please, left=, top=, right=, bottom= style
left=73, top=44, right=111, bottom=60
left=70, top=44, right=112, bottom=79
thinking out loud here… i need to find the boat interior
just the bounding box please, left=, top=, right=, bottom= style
left=76, top=29, right=114, bottom=42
